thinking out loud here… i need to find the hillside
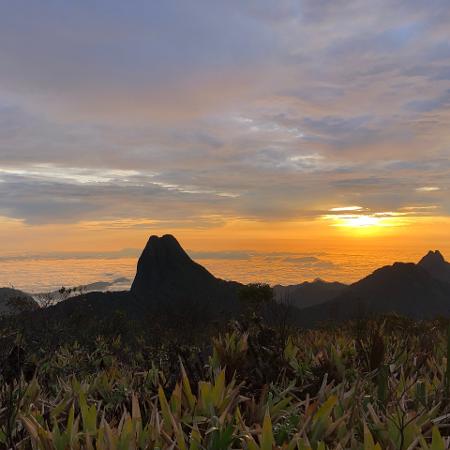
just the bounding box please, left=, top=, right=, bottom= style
left=296, top=261, right=450, bottom=325
left=0, top=288, right=38, bottom=316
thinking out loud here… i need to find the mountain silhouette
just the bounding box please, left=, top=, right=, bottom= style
left=8, top=240, right=450, bottom=328
left=296, top=260, right=450, bottom=325
left=418, top=250, right=450, bottom=283
left=15, top=234, right=241, bottom=329
left=131, top=234, right=241, bottom=312
left=273, top=279, right=347, bottom=309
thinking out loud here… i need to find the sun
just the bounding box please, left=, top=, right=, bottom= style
left=337, top=214, right=381, bottom=228
left=330, top=214, right=386, bottom=236
left=322, top=206, right=408, bottom=236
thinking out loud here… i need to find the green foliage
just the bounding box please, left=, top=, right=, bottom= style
left=2, top=316, right=450, bottom=448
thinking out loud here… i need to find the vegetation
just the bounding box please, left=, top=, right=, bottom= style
left=2, top=308, right=450, bottom=449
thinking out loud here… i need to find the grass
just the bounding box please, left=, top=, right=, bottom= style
left=1, top=315, right=450, bottom=448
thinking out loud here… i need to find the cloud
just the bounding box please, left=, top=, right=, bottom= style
left=189, top=251, right=253, bottom=260
left=282, top=255, right=336, bottom=269
left=0, top=168, right=242, bottom=224
left=406, top=89, right=450, bottom=112
left=329, top=206, right=364, bottom=212
left=0, top=249, right=140, bottom=262
left=0, top=2, right=277, bottom=123
left=0, top=0, right=449, bottom=228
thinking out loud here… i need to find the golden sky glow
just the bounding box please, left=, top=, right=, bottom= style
left=1, top=212, right=450, bottom=290
left=2, top=213, right=449, bottom=255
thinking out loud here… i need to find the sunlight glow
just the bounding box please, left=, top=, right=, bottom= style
left=416, top=186, right=440, bottom=192
left=322, top=209, right=410, bottom=235
left=337, top=215, right=381, bottom=227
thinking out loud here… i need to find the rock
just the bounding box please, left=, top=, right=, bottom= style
left=418, top=250, right=450, bottom=283
left=131, top=234, right=241, bottom=313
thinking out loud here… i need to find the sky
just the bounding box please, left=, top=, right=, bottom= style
left=1, top=1, right=450, bottom=282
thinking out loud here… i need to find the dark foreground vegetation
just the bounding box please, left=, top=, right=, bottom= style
left=3, top=291, right=450, bottom=450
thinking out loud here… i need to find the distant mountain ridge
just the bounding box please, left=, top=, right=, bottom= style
left=296, top=256, right=450, bottom=325
left=131, top=242, right=450, bottom=323
left=3, top=237, right=450, bottom=326
left=33, top=277, right=131, bottom=303
left=273, top=279, right=347, bottom=309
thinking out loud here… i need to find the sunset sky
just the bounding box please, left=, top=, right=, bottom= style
left=1, top=1, right=450, bottom=286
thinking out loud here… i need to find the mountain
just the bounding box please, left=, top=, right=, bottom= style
left=273, top=279, right=347, bottom=309
left=9, top=238, right=450, bottom=329
left=10, top=234, right=241, bottom=335
left=418, top=250, right=450, bottom=283
left=79, top=277, right=130, bottom=292
left=296, top=262, right=450, bottom=325
left=0, top=288, right=38, bottom=316
left=131, top=234, right=241, bottom=313
left=10, top=235, right=243, bottom=342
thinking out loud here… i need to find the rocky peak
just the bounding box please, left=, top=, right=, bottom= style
left=418, top=250, right=450, bottom=283
left=130, top=234, right=240, bottom=310
left=419, top=250, right=445, bottom=266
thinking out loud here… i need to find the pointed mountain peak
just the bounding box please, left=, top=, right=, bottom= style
left=418, top=250, right=450, bottom=283
left=312, top=277, right=326, bottom=284
left=134, top=234, right=197, bottom=281
left=419, top=250, right=445, bottom=266
left=130, top=234, right=240, bottom=308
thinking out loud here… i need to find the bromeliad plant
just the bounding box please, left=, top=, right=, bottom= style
left=2, top=317, right=450, bottom=448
